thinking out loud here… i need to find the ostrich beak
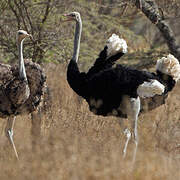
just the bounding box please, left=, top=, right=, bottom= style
left=62, top=14, right=74, bottom=22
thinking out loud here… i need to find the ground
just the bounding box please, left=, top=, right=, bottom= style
left=0, top=63, right=179, bottom=180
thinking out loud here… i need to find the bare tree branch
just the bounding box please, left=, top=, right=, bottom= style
left=21, top=1, right=34, bottom=35
left=8, top=0, right=21, bottom=29
left=132, top=0, right=180, bottom=61
left=14, top=0, right=29, bottom=31
left=41, top=0, right=52, bottom=24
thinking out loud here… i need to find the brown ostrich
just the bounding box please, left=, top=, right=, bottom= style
left=0, top=30, right=46, bottom=159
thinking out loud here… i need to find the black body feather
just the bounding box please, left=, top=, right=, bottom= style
left=86, top=46, right=124, bottom=78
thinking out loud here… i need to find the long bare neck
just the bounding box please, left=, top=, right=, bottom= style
left=18, top=39, right=27, bottom=81
left=72, top=19, right=82, bottom=63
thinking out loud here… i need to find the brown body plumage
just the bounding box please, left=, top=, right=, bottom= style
left=0, top=59, right=46, bottom=117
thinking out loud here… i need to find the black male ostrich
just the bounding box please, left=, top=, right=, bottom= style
left=0, top=30, right=46, bottom=159
left=64, top=12, right=180, bottom=162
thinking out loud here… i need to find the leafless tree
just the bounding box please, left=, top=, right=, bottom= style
left=0, top=0, right=59, bottom=63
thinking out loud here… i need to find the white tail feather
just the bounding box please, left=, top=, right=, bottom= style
left=106, top=34, right=127, bottom=57
left=137, top=80, right=165, bottom=98
left=156, top=54, right=180, bottom=82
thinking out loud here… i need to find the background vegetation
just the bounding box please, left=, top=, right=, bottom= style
left=1, top=0, right=180, bottom=68
left=0, top=0, right=180, bottom=179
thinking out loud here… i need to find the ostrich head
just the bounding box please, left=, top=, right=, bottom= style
left=63, top=12, right=81, bottom=22
left=17, top=30, right=32, bottom=43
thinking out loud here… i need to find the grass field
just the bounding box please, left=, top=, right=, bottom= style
left=0, top=63, right=180, bottom=180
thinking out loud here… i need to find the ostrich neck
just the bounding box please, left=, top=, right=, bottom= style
left=72, top=19, right=82, bottom=63
left=18, top=40, right=27, bottom=81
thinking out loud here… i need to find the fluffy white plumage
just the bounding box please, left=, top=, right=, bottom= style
left=106, top=34, right=128, bottom=57
left=156, top=54, right=180, bottom=82
left=137, top=79, right=165, bottom=98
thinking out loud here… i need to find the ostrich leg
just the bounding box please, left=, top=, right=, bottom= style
left=123, top=128, right=131, bottom=158
left=130, top=97, right=140, bottom=164
left=123, top=97, right=140, bottom=164
left=5, top=116, right=19, bottom=159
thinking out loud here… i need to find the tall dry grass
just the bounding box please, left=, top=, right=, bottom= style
left=0, top=63, right=180, bottom=180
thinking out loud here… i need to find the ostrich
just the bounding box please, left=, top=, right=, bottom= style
left=63, top=12, right=180, bottom=162
left=0, top=30, right=46, bottom=159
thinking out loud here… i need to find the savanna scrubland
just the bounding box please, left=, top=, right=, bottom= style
left=0, top=0, right=180, bottom=179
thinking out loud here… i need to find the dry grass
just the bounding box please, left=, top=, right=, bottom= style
left=0, top=63, right=180, bottom=180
